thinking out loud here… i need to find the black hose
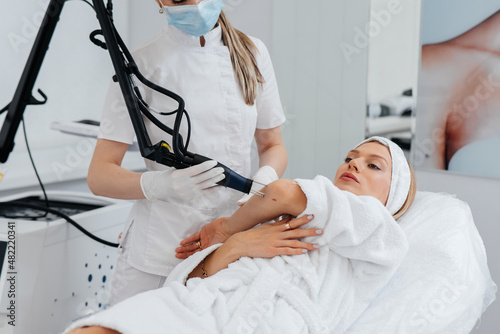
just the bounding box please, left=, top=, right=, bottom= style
left=0, top=202, right=119, bottom=248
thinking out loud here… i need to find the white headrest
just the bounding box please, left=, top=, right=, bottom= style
left=348, top=191, right=497, bottom=333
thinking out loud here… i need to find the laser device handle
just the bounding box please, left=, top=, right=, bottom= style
left=190, top=154, right=253, bottom=194
left=153, top=142, right=253, bottom=194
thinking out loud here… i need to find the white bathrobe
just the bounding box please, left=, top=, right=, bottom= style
left=65, top=176, right=409, bottom=334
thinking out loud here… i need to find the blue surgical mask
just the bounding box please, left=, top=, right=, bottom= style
left=164, top=0, right=224, bottom=37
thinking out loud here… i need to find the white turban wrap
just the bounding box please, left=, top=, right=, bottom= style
left=356, top=136, right=411, bottom=215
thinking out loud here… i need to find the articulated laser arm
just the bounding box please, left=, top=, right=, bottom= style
left=0, top=0, right=261, bottom=195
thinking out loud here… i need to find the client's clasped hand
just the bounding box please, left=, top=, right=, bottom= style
left=175, top=214, right=320, bottom=260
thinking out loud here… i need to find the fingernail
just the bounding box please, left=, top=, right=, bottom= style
left=301, top=249, right=308, bottom=253
left=307, top=215, right=314, bottom=220
left=316, top=229, right=323, bottom=234
left=313, top=244, right=320, bottom=249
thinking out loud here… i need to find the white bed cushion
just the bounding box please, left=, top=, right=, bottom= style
left=348, top=191, right=497, bottom=334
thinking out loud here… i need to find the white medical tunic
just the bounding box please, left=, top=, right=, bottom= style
left=98, top=25, right=285, bottom=276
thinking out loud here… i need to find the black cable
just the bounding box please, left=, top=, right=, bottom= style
left=0, top=0, right=117, bottom=248
left=0, top=103, right=10, bottom=115
left=1, top=121, right=119, bottom=246
left=70, top=0, right=94, bottom=10
left=5, top=116, right=51, bottom=220
left=183, top=109, right=191, bottom=150
left=5, top=83, right=115, bottom=248
left=22, top=116, right=49, bottom=209
left=17, top=111, right=117, bottom=247
left=114, top=29, right=192, bottom=160
left=0, top=202, right=119, bottom=248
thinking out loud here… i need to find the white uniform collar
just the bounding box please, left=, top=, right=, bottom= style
left=164, top=24, right=224, bottom=48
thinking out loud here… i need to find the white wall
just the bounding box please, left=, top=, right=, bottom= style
left=273, top=0, right=369, bottom=180
left=367, top=0, right=421, bottom=103
left=220, top=0, right=273, bottom=52
left=126, top=0, right=163, bottom=49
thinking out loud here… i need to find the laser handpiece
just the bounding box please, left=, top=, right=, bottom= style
left=154, top=142, right=266, bottom=196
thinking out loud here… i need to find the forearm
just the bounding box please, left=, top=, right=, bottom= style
left=87, top=139, right=146, bottom=200
left=258, top=142, right=288, bottom=177
left=187, top=242, right=240, bottom=280
left=255, top=126, right=287, bottom=177
left=187, top=214, right=320, bottom=280
left=88, top=161, right=145, bottom=200
left=225, top=179, right=307, bottom=235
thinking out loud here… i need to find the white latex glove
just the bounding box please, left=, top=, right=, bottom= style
left=237, top=165, right=278, bottom=206
left=140, top=160, right=225, bottom=201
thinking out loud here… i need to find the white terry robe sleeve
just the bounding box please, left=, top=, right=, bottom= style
left=294, top=176, right=409, bottom=332
left=296, top=175, right=409, bottom=276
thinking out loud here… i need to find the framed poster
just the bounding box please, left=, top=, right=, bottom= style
left=413, top=0, right=500, bottom=179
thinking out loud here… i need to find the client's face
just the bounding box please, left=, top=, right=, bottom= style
left=333, top=142, right=392, bottom=205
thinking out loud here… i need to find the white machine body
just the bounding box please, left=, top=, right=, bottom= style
left=0, top=191, right=132, bottom=334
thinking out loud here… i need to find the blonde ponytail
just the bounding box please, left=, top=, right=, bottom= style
left=218, top=11, right=264, bottom=106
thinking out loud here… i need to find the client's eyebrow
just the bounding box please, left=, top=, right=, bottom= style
left=348, top=150, right=389, bottom=165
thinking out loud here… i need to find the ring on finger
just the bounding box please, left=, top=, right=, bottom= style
left=196, top=241, right=202, bottom=249
left=285, top=222, right=292, bottom=230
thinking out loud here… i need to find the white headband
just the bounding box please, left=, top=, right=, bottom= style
left=356, top=136, right=411, bottom=215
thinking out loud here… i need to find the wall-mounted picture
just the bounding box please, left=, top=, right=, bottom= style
left=413, top=0, right=500, bottom=179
